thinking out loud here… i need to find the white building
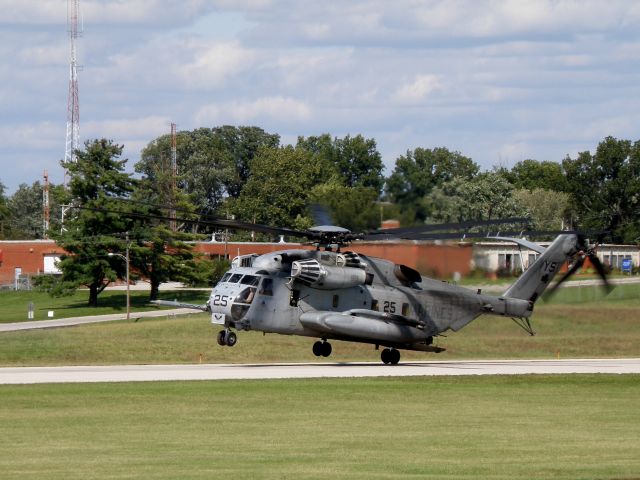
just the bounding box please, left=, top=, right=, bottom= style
left=472, top=241, right=639, bottom=274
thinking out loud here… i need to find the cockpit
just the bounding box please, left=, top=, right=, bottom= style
left=215, top=271, right=274, bottom=323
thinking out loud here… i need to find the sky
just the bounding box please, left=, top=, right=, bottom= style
left=1, top=0, right=640, bottom=193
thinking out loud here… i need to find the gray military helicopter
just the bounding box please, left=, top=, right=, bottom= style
left=152, top=212, right=610, bottom=365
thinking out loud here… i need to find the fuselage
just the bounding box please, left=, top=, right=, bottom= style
left=207, top=248, right=532, bottom=351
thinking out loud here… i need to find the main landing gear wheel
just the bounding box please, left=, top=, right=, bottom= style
left=217, top=330, right=237, bottom=347
left=381, top=348, right=400, bottom=365
left=312, top=340, right=332, bottom=357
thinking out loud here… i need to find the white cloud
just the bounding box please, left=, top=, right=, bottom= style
left=18, top=43, right=67, bottom=66
left=2, top=0, right=640, bottom=193
left=195, top=97, right=312, bottom=126
left=176, top=41, right=256, bottom=88
left=0, top=121, right=62, bottom=151
left=0, top=0, right=216, bottom=27
left=83, top=116, right=171, bottom=141
left=392, top=74, right=442, bottom=104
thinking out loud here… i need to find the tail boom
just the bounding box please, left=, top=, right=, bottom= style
left=503, top=234, right=578, bottom=303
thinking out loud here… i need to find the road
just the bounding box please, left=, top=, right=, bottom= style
left=0, top=358, right=638, bottom=385
left=0, top=308, right=197, bottom=332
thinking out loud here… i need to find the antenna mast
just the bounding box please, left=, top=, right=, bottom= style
left=64, top=0, right=81, bottom=172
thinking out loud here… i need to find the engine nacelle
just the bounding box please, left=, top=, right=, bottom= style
left=291, top=259, right=367, bottom=289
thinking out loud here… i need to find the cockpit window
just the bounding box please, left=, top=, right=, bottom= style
left=240, top=275, right=260, bottom=286
left=229, top=273, right=243, bottom=283
left=220, top=273, right=232, bottom=283
left=236, top=287, right=256, bottom=304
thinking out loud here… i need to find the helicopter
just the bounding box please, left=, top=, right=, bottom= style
left=150, top=212, right=611, bottom=365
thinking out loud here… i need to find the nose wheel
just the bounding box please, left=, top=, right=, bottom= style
left=381, top=348, right=400, bottom=365
left=217, top=329, right=237, bottom=347
left=312, top=340, right=332, bottom=357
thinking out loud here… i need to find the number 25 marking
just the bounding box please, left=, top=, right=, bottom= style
left=383, top=301, right=396, bottom=313
left=213, top=295, right=229, bottom=307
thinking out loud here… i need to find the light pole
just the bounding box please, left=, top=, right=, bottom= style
left=108, top=233, right=130, bottom=321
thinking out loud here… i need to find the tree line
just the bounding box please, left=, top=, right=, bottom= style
left=2, top=128, right=638, bottom=242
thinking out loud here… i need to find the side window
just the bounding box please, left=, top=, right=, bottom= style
left=371, top=299, right=379, bottom=311
left=402, top=303, right=410, bottom=316
left=259, top=278, right=273, bottom=296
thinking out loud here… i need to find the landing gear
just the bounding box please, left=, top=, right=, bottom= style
left=312, top=340, right=332, bottom=357
left=217, top=329, right=237, bottom=347
left=381, top=348, right=400, bottom=365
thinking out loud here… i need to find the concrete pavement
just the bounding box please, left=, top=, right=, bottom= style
left=1, top=358, right=638, bottom=385
left=0, top=308, right=199, bottom=332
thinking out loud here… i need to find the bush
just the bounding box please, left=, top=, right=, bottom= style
left=183, top=257, right=230, bottom=288
left=31, top=274, right=76, bottom=297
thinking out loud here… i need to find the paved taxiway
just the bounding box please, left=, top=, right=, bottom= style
left=0, top=358, right=638, bottom=385
left=0, top=308, right=195, bottom=332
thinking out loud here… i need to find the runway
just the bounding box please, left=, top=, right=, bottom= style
left=1, top=358, right=638, bottom=385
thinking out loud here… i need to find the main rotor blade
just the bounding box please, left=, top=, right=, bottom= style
left=71, top=205, right=313, bottom=239
left=365, top=217, right=531, bottom=238
left=362, top=229, right=581, bottom=242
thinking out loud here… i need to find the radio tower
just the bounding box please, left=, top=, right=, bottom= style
left=64, top=0, right=81, bottom=171
left=43, top=170, right=50, bottom=238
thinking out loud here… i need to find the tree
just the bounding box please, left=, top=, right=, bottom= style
left=229, top=146, right=329, bottom=230
left=136, top=126, right=280, bottom=217
left=129, top=225, right=200, bottom=300
left=505, top=159, right=568, bottom=192
left=309, top=183, right=380, bottom=232
left=424, top=172, right=525, bottom=223
left=562, top=136, right=640, bottom=242
left=297, top=134, right=385, bottom=193
left=0, top=181, right=9, bottom=238
left=6, top=182, right=66, bottom=239
left=212, top=125, right=281, bottom=198
left=55, top=139, right=138, bottom=307
left=386, top=147, right=479, bottom=222
left=513, top=188, right=571, bottom=230
left=127, top=176, right=203, bottom=301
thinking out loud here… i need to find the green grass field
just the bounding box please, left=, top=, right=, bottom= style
left=0, top=375, right=638, bottom=479
left=0, top=289, right=206, bottom=323
left=0, top=283, right=638, bottom=366
left=1, top=284, right=638, bottom=479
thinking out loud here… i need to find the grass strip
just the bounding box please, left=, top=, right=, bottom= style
left=0, top=375, right=638, bottom=479
left=0, top=289, right=207, bottom=323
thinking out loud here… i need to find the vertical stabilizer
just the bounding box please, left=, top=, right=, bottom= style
left=503, top=234, right=578, bottom=303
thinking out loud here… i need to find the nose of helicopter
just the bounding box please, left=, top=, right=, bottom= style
left=209, top=283, right=257, bottom=326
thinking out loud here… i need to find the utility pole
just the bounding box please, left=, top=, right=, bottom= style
left=64, top=0, right=81, bottom=183
left=170, top=122, right=177, bottom=232
left=125, top=232, right=130, bottom=321
left=108, top=231, right=131, bottom=321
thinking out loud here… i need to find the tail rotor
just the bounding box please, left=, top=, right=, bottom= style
left=546, top=234, right=611, bottom=297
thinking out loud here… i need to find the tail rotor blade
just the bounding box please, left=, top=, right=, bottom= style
left=589, top=254, right=613, bottom=294
left=546, top=256, right=585, bottom=298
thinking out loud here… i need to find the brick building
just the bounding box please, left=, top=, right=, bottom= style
left=0, top=240, right=66, bottom=287
left=2, top=237, right=635, bottom=288
left=192, top=240, right=473, bottom=278
left=0, top=239, right=473, bottom=287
